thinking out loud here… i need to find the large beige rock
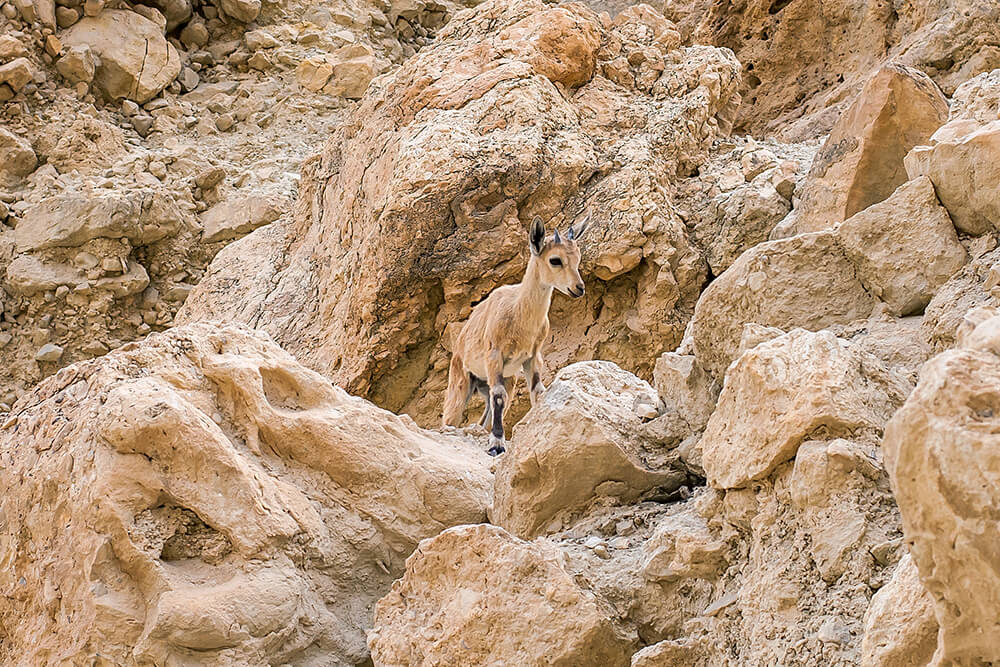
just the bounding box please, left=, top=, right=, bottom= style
left=652, top=351, right=718, bottom=434
left=178, top=0, right=742, bottom=427
left=689, top=231, right=874, bottom=379
left=62, top=10, right=180, bottom=103
left=0, top=323, right=492, bottom=665
left=883, top=315, right=1000, bottom=664
left=702, top=329, right=909, bottom=489
left=494, top=361, right=689, bottom=539
left=369, top=524, right=632, bottom=667
left=781, top=64, right=948, bottom=236
left=15, top=189, right=184, bottom=251
left=905, top=119, right=1000, bottom=235
left=861, top=554, right=938, bottom=667
left=200, top=194, right=284, bottom=243
left=836, top=177, right=966, bottom=316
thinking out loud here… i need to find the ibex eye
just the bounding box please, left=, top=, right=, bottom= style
left=549, top=257, right=563, bottom=267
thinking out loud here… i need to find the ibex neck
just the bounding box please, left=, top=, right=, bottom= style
left=518, top=258, right=553, bottom=321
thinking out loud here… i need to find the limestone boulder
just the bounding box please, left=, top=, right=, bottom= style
left=883, top=317, right=1000, bottom=664
left=214, top=0, right=259, bottom=23
left=178, top=0, right=742, bottom=427
left=369, top=524, right=632, bottom=667
left=201, top=194, right=285, bottom=243
left=836, top=176, right=966, bottom=316
left=702, top=329, right=910, bottom=489
left=652, top=352, right=718, bottom=434
left=0, top=127, right=37, bottom=184
left=905, top=119, right=1000, bottom=235
left=789, top=439, right=888, bottom=581
left=861, top=554, right=938, bottom=667
left=15, top=189, right=184, bottom=251
left=0, top=323, right=492, bottom=665
left=62, top=10, right=180, bottom=103
left=948, top=68, right=1000, bottom=124
left=494, top=361, right=690, bottom=539
left=780, top=63, right=948, bottom=236
left=0, top=56, right=33, bottom=91
left=689, top=231, right=874, bottom=379
left=641, top=511, right=728, bottom=583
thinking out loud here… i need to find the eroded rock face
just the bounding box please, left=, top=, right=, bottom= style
left=62, top=10, right=181, bottom=102
left=883, top=313, right=1000, bottom=665
left=179, top=0, right=742, bottom=427
left=0, top=323, right=491, bottom=665
left=369, top=524, right=633, bottom=667
left=779, top=63, right=948, bottom=236
left=861, top=554, right=938, bottom=667
left=688, top=0, right=1000, bottom=139
left=701, top=329, right=910, bottom=489
left=494, top=361, right=691, bottom=539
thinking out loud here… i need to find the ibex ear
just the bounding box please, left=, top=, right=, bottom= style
left=567, top=211, right=591, bottom=241
left=529, top=217, right=545, bottom=256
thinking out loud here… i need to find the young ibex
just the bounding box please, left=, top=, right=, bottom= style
left=442, top=213, right=590, bottom=456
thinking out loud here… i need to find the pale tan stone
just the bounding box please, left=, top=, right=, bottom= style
left=0, top=323, right=492, bottom=665
left=62, top=10, right=180, bottom=102
left=494, top=361, right=689, bottom=538
left=369, top=524, right=632, bottom=666
left=883, top=338, right=1000, bottom=664
left=861, top=554, right=938, bottom=667
left=836, top=177, right=967, bottom=316
left=689, top=231, right=875, bottom=379
left=782, top=63, right=948, bottom=235
left=702, top=329, right=909, bottom=489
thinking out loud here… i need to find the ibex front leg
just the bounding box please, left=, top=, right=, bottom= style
left=523, top=351, right=545, bottom=408
left=486, top=349, right=507, bottom=456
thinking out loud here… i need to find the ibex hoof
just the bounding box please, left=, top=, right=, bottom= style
left=487, top=434, right=506, bottom=456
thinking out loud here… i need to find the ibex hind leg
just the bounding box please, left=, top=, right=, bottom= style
left=442, top=353, right=473, bottom=427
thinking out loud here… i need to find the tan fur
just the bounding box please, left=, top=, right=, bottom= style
left=442, top=216, right=588, bottom=453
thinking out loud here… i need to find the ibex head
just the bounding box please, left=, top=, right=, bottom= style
left=529, top=213, right=590, bottom=298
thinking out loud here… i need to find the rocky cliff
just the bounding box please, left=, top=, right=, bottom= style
left=2, top=0, right=1000, bottom=664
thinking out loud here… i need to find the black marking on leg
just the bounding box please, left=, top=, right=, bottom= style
left=491, top=393, right=505, bottom=440
left=531, top=371, right=540, bottom=390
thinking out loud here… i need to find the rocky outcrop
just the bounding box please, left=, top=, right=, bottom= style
left=493, top=361, right=692, bottom=539
left=685, top=0, right=1000, bottom=139
left=689, top=231, right=875, bottom=379
left=779, top=63, right=948, bottom=236
left=835, top=176, right=966, bottom=316
left=179, top=0, right=742, bottom=426
left=905, top=118, right=1000, bottom=235
left=62, top=10, right=181, bottom=102
left=701, top=329, right=910, bottom=489
left=0, top=323, right=492, bottom=665
left=370, top=524, right=633, bottom=666
left=883, top=310, right=1000, bottom=665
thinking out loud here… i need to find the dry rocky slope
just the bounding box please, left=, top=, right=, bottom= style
left=2, top=0, right=1000, bottom=665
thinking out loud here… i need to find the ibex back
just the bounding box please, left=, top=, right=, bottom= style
left=442, top=214, right=590, bottom=456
